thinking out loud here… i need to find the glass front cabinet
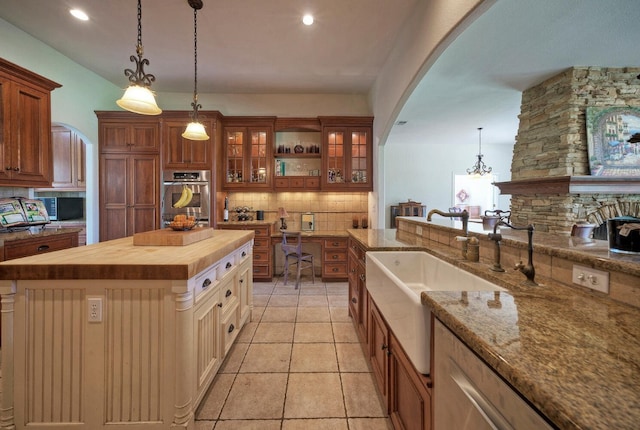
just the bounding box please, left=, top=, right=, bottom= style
left=320, top=117, right=373, bottom=191
left=222, top=118, right=275, bottom=190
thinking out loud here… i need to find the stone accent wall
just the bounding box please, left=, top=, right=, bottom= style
left=510, top=67, right=640, bottom=234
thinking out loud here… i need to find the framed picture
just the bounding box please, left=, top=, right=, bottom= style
left=586, top=106, right=640, bottom=176
left=301, top=212, right=314, bottom=231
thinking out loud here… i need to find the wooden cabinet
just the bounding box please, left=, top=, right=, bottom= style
left=348, top=237, right=368, bottom=343
left=389, top=331, right=432, bottom=430
left=2, top=230, right=78, bottom=261
left=49, top=125, right=86, bottom=190
left=322, top=237, right=348, bottom=280
left=274, top=175, right=321, bottom=190
left=370, top=300, right=390, bottom=410
left=99, top=153, right=160, bottom=241
left=97, top=112, right=161, bottom=242
left=320, top=117, right=373, bottom=191
left=222, top=117, right=275, bottom=190
left=162, top=113, right=219, bottom=170
left=218, top=223, right=272, bottom=282
left=0, top=59, right=60, bottom=187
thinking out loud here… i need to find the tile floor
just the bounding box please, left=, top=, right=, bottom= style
left=194, top=276, right=392, bottom=429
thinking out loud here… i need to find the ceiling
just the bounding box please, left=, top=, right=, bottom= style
left=1, top=0, right=640, bottom=147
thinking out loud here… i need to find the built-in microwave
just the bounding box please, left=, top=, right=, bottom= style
left=37, top=197, right=84, bottom=221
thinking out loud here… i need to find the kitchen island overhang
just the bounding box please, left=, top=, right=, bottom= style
left=0, top=228, right=254, bottom=430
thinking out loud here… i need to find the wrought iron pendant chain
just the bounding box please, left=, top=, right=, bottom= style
left=190, top=5, right=202, bottom=121
left=123, top=0, right=156, bottom=88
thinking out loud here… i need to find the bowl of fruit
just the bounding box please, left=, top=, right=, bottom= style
left=169, top=214, right=197, bottom=231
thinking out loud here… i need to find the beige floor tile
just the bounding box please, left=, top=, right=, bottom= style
left=219, top=342, right=249, bottom=374
left=194, top=420, right=214, bottom=430
left=240, top=343, right=292, bottom=373
left=235, top=322, right=258, bottom=343
left=298, top=295, right=329, bottom=307
left=261, top=306, right=297, bottom=322
left=332, top=322, right=359, bottom=343
left=268, top=295, right=300, bottom=307
left=253, top=295, right=270, bottom=307
left=294, top=322, right=334, bottom=343
left=284, top=373, right=346, bottom=418
left=290, top=343, right=338, bottom=372
left=296, top=306, right=331, bottom=322
left=273, top=285, right=301, bottom=295
left=282, top=418, right=348, bottom=429
left=329, top=306, right=351, bottom=322
left=341, top=373, right=386, bottom=417
left=253, top=283, right=275, bottom=295
left=251, top=306, right=265, bottom=322
left=327, top=295, right=348, bottom=307
left=195, top=373, right=235, bottom=420
left=214, top=420, right=281, bottom=429
left=220, top=373, right=287, bottom=419
left=252, top=322, right=295, bottom=343
left=335, top=343, right=369, bottom=372
left=299, top=285, right=327, bottom=295
left=348, top=417, right=393, bottom=430
left=327, top=283, right=348, bottom=295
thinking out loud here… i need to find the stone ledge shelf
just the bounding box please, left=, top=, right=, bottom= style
left=494, top=175, right=640, bottom=195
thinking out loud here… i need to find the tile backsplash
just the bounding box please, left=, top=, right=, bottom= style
left=226, top=192, right=369, bottom=230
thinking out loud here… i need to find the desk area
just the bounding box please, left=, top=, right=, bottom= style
left=271, top=230, right=349, bottom=281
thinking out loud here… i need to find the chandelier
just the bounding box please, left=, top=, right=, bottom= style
left=467, top=127, right=492, bottom=176
left=182, top=0, right=210, bottom=140
left=116, top=0, right=162, bottom=115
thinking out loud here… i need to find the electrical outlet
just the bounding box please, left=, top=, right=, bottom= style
left=416, top=226, right=423, bottom=236
left=88, top=298, right=103, bottom=322
left=572, top=265, right=609, bottom=294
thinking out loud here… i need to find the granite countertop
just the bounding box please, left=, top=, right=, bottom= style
left=0, top=225, right=83, bottom=246
left=356, top=227, right=640, bottom=430
left=0, top=229, right=253, bottom=281
left=272, top=229, right=350, bottom=238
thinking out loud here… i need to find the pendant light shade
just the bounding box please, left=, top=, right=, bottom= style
left=116, top=0, right=162, bottom=115
left=182, top=0, right=209, bottom=141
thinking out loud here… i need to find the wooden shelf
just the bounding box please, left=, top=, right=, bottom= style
left=493, top=176, right=640, bottom=195
left=274, top=153, right=320, bottom=158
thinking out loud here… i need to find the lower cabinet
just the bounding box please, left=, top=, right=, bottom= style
left=218, top=223, right=271, bottom=281
left=2, top=230, right=79, bottom=261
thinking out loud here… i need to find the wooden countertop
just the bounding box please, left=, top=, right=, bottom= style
left=0, top=228, right=254, bottom=281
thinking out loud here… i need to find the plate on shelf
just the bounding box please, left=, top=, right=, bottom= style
left=294, top=144, right=304, bottom=153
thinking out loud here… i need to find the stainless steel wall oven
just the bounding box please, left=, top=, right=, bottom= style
left=162, top=170, right=211, bottom=226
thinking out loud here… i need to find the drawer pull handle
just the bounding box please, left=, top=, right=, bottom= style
left=228, top=324, right=235, bottom=334
left=359, top=274, right=366, bottom=281
left=332, top=267, right=339, bottom=272
left=255, top=255, right=262, bottom=260
left=333, top=255, right=339, bottom=259
left=37, top=245, right=50, bottom=252
left=202, top=278, right=212, bottom=289
left=351, top=297, right=357, bottom=304
left=218, top=303, right=223, bottom=308
left=225, top=289, right=232, bottom=298
left=333, top=242, right=340, bottom=246
left=226, top=262, right=232, bottom=269
left=241, top=251, right=247, bottom=257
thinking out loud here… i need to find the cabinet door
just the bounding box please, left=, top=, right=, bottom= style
left=224, top=127, right=245, bottom=188
left=369, top=301, right=390, bottom=411
left=223, top=125, right=273, bottom=190
left=99, top=153, right=159, bottom=241
left=194, top=289, right=222, bottom=405
left=0, top=75, right=12, bottom=183
left=322, top=126, right=372, bottom=191
left=51, top=125, right=86, bottom=190
left=6, top=81, right=52, bottom=186
left=101, top=122, right=159, bottom=153
left=162, top=119, right=212, bottom=170
left=237, top=258, right=252, bottom=324
left=247, top=127, right=271, bottom=187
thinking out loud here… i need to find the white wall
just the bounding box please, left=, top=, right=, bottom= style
left=383, top=141, right=512, bottom=228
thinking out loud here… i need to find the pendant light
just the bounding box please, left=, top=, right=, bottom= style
left=182, top=0, right=210, bottom=141
left=467, top=127, right=492, bottom=176
left=116, top=0, right=162, bottom=115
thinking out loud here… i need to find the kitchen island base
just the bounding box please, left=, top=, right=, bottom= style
left=0, top=230, right=253, bottom=430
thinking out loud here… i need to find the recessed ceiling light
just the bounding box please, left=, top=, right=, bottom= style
left=302, top=14, right=314, bottom=26
left=70, top=9, right=89, bottom=21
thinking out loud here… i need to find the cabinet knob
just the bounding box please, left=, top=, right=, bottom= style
left=332, top=255, right=338, bottom=259
left=5, top=166, right=11, bottom=171
left=359, top=274, right=366, bottom=281
left=225, top=289, right=232, bottom=298
left=351, top=297, right=357, bottom=304
left=13, top=167, right=19, bottom=171
left=226, top=262, right=232, bottom=269
left=228, top=324, right=235, bottom=334
left=37, top=245, right=50, bottom=252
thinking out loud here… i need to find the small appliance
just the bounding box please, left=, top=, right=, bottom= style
left=37, top=197, right=84, bottom=221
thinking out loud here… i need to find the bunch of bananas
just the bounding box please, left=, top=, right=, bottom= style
left=172, top=185, right=193, bottom=208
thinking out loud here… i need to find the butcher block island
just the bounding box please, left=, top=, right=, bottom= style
left=0, top=228, right=254, bottom=430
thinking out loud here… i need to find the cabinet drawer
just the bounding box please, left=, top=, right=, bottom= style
left=323, top=262, right=348, bottom=277
left=220, top=281, right=238, bottom=309
left=274, top=177, right=289, bottom=188
left=324, top=238, right=348, bottom=249
left=251, top=226, right=270, bottom=237
left=253, top=249, right=270, bottom=264
left=194, top=263, right=219, bottom=301
left=252, top=264, right=271, bottom=277
left=324, top=250, right=347, bottom=262
left=349, top=238, right=365, bottom=260
left=253, top=237, right=270, bottom=249
left=236, top=242, right=252, bottom=264
left=218, top=254, right=236, bottom=279
left=222, top=305, right=240, bottom=354
left=4, top=233, right=77, bottom=261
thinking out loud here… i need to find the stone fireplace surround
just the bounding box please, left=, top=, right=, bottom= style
left=495, top=67, right=640, bottom=235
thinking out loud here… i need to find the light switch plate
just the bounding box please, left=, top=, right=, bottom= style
left=572, top=264, right=609, bottom=294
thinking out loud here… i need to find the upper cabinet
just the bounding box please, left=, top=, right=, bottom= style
left=0, top=59, right=61, bottom=187
left=320, top=117, right=373, bottom=191
left=273, top=118, right=322, bottom=191
left=49, top=125, right=86, bottom=190
left=161, top=111, right=221, bottom=170
left=222, top=117, right=275, bottom=191
left=97, top=111, right=159, bottom=153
